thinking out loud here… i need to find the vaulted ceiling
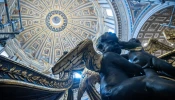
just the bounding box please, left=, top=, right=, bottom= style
left=137, top=6, right=175, bottom=56
left=1, top=0, right=175, bottom=61
left=10, top=0, right=104, bottom=65
left=0, top=0, right=175, bottom=99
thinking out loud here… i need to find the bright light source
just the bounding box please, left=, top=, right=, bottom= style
left=143, top=43, right=148, bottom=47
left=108, top=29, right=115, bottom=33
left=73, top=72, right=81, bottom=78
left=106, top=9, right=113, bottom=16
left=0, top=51, right=9, bottom=57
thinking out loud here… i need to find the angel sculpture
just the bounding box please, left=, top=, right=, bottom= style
left=52, top=32, right=175, bottom=100
left=119, top=38, right=175, bottom=77
left=77, top=38, right=175, bottom=100
left=77, top=68, right=101, bottom=100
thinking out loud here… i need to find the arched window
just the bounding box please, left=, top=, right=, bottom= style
left=106, top=9, right=113, bottom=16
left=0, top=51, right=9, bottom=57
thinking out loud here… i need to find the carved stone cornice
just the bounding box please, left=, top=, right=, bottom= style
left=0, top=55, right=73, bottom=92
left=111, top=1, right=122, bottom=40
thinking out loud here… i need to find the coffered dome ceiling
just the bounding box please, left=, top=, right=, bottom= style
left=137, top=6, right=175, bottom=56
left=12, top=0, right=104, bottom=65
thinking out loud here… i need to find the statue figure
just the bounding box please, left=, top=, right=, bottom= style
left=118, top=38, right=175, bottom=77
left=96, top=32, right=175, bottom=100
left=77, top=68, right=101, bottom=100
left=52, top=32, right=175, bottom=100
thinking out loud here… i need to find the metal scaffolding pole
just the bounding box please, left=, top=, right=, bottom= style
left=4, top=0, right=10, bottom=23
left=160, top=5, right=175, bottom=28
left=2, top=20, right=19, bottom=27
left=0, top=32, right=19, bottom=35
left=168, top=5, right=175, bottom=26
left=0, top=0, right=24, bottom=42
left=17, top=0, right=23, bottom=30
left=11, top=21, right=15, bottom=32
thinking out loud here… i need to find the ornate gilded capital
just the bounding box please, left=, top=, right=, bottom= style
left=144, top=38, right=174, bottom=54
left=162, top=28, right=175, bottom=44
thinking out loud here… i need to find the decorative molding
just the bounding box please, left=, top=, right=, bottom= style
left=111, top=1, right=122, bottom=40
left=0, top=55, right=73, bottom=91
left=133, top=2, right=175, bottom=38
left=6, top=0, right=109, bottom=65
left=135, top=5, right=175, bottom=56
left=46, top=10, right=68, bottom=32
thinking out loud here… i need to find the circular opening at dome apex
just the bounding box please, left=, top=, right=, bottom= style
left=52, top=16, right=61, bottom=25
left=45, top=10, right=67, bottom=32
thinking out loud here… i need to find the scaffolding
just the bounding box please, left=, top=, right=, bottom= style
left=0, top=0, right=23, bottom=34
left=160, top=4, right=175, bottom=28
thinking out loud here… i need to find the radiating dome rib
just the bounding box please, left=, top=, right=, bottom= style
left=70, top=17, right=97, bottom=20
left=59, top=32, right=74, bottom=52
left=50, top=0, right=56, bottom=10
left=66, top=2, right=93, bottom=15
left=66, top=27, right=84, bottom=41
left=21, top=26, right=47, bottom=49
left=19, top=2, right=45, bottom=19
left=55, top=32, right=64, bottom=59
left=12, top=0, right=109, bottom=65
left=62, top=30, right=76, bottom=48
left=39, top=1, right=51, bottom=12
left=60, top=0, right=71, bottom=10
left=50, top=32, right=56, bottom=64
left=35, top=30, right=52, bottom=59
left=62, top=0, right=77, bottom=12
left=21, top=1, right=46, bottom=14
left=16, top=26, right=41, bottom=47
left=68, top=23, right=96, bottom=34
